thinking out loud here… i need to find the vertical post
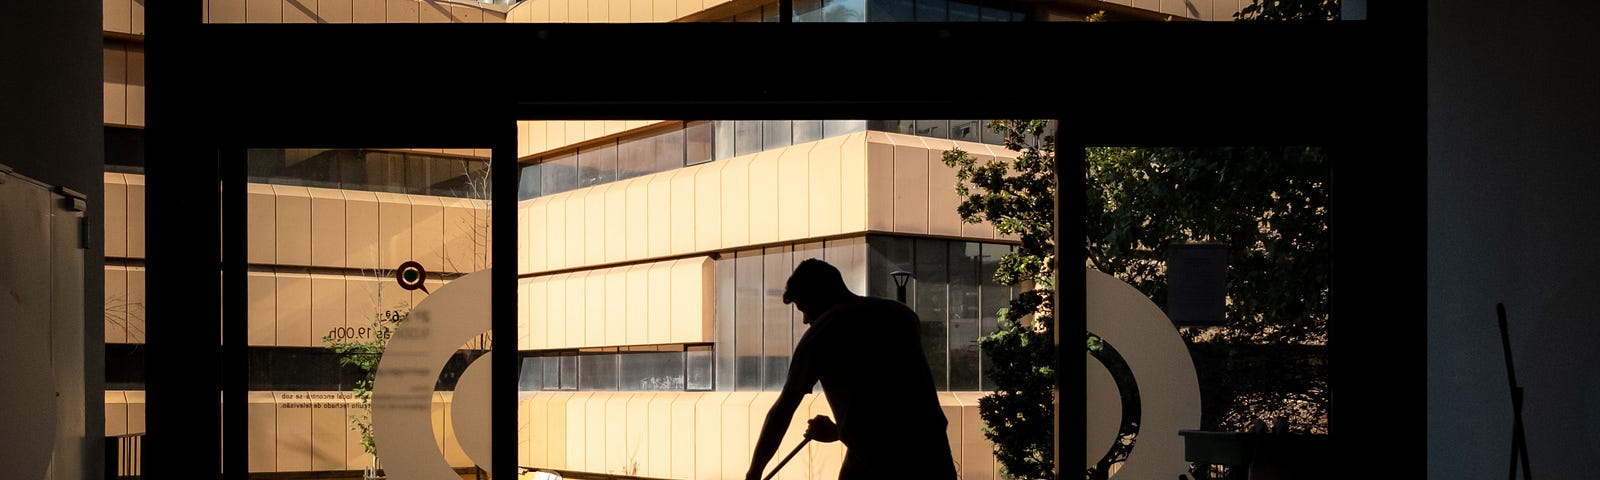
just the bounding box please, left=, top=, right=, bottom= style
left=1056, top=127, right=1085, bottom=480
left=492, top=111, right=520, bottom=480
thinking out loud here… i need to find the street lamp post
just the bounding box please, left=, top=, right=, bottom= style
left=890, top=270, right=914, bottom=304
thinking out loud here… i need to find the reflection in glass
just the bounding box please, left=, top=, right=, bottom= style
left=948, top=241, right=981, bottom=390
left=914, top=238, right=949, bottom=390
left=763, top=246, right=794, bottom=390
left=687, top=346, right=715, bottom=391
left=620, top=351, right=686, bottom=390
left=578, top=353, right=619, bottom=390
left=735, top=250, right=763, bottom=390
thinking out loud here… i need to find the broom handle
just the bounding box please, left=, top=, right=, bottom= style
left=762, top=437, right=812, bottom=480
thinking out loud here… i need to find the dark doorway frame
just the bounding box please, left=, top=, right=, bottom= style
left=143, top=6, right=1423, bottom=479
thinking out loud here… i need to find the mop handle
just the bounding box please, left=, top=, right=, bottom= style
left=762, top=437, right=812, bottom=480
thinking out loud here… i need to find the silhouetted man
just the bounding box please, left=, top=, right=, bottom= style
left=744, top=258, right=958, bottom=480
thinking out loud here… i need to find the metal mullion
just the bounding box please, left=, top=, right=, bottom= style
left=1056, top=125, right=1085, bottom=480
left=493, top=116, right=520, bottom=480
left=222, top=146, right=249, bottom=480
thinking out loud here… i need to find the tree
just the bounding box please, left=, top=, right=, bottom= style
left=1234, top=0, right=1339, bottom=20
left=1085, top=146, right=1329, bottom=434
left=324, top=302, right=409, bottom=458
left=944, top=123, right=1332, bottom=479
left=942, top=120, right=1058, bottom=480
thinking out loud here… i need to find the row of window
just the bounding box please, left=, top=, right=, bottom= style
left=517, top=345, right=715, bottom=392
left=106, top=344, right=489, bottom=392
left=721, top=0, right=1027, bottom=22
left=245, top=148, right=492, bottom=199
left=518, top=119, right=1010, bottom=200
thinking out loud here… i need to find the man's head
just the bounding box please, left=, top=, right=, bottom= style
left=783, top=258, right=853, bottom=324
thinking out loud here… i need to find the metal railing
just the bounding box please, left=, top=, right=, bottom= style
left=106, top=433, right=144, bottom=480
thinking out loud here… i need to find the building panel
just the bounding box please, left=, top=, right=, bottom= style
left=690, top=392, right=724, bottom=479
left=246, top=0, right=282, bottom=23
left=891, top=136, right=931, bottom=234
left=103, top=174, right=127, bottom=258
left=670, top=168, right=697, bottom=255
left=249, top=392, right=277, bottom=472
left=210, top=0, right=247, bottom=22
left=310, top=397, right=349, bottom=470
left=776, top=143, right=813, bottom=242
left=565, top=190, right=586, bottom=268
left=375, top=192, right=413, bottom=269
left=276, top=272, right=313, bottom=347
left=310, top=274, right=345, bottom=346
left=319, top=0, right=353, bottom=23
left=545, top=194, right=565, bottom=270
left=746, top=149, right=781, bottom=245
left=409, top=194, right=446, bottom=272
left=126, top=45, right=145, bottom=126
left=585, top=184, right=608, bottom=265
left=864, top=131, right=896, bottom=232
left=284, top=0, right=319, bottom=22
left=103, top=44, right=126, bottom=125
left=647, top=393, right=673, bottom=478
left=605, top=182, right=628, bottom=264
left=104, top=266, right=127, bottom=343
left=248, top=183, right=276, bottom=264
left=923, top=137, right=964, bottom=237
left=248, top=272, right=277, bottom=346
left=343, top=190, right=381, bottom=270
left=274, top=185, right=312, bottom=266
left=585, top=270, right=606, bottom=346
left=694, top=161, right=726, bottom=252
left=624, top=177, right=650, bottom=261
left=604, top=267, right=627, bottom=346
left=808, top=136, right=845, bottom=238
left=309, top=188, right=346, bottom=268
left=719, top=156, right=751, bottom=249
left=646, top=174, right=673, bottom=258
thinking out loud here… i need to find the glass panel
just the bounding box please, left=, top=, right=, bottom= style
left=578, top=353, right=619, bottom=391
left=869, top=0, right=916, bottom=21
left=735, top=120, right=763, bottom=157
left=656, top=126, right=687, bottom=172
left=796, top=0, right=826, bottom=22
left=951, top=120, right=983, bottom=142
left=687, top=346, right=714, bottom=391
left=519, top=356, right=544, bottom=391
left=913, top=238, right=948, bottom=390
left=620, top=351, right=685, bottom=390
left=617, top=135, right=654, bottom=180
left=763, top=120, right=793, bottom=150
left=715, top=254, right=737, bottom=390
left=824, top=0, right=866, bottom=21
left=763, top=246, right=793, bottom=390
left=793, top=120, right=825, bottom=145
left=577, top=142, right=618, bottom=188
left=517, top=163, right=541, bottom=200
left=948, top=241, right=981, bottom=390
left=978, top=243, right=1012, bottom=391
left=246, top=147, right=492, bottom=476
left=539, top=152, right=576, bottom=195
left=735, top=250, right=763, bottom=390
left=715, top=121, right=737, bottom=161
left=915, top=0, right=948, bottom=21
left=686, top=121, right=714, bottom=165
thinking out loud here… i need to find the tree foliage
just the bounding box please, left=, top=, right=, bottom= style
left=943, top=120, right=1058, bottom=480
left=1235, top=0, right=1340, bottom=20
left=944, top=120, right=1333, bottom=478
left=324, top=304, right=409, bottom=457
left=1086, top=146, right=1331, bottom=433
